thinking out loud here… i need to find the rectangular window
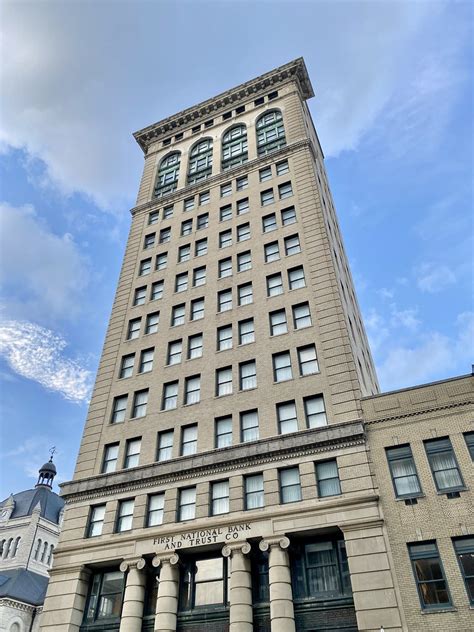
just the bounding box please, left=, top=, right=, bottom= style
left=241, top=410, right=259, bottom=442
left=261, top=188, right=274, bottom=206
left=84, top=570, right=125, bottom=622
left=102, top=444, right=119, bottom=474
left=190, top=298, right=204, bottom=320
left=145, top=312, right=159, bottom=334
left=219, top=204, right=232, bottom=221
left=220, top=182, right=232, bottom=197
left=199, top=190, right=210, bottom=205
left=262, top=213, right=277, bottom=233
left=386, top=445, right=422, bottom=498
left=269, top=309, right=288, bottom=336
left=285, top=234, right=301, bottom=256
left=464, top=432, right=474, bottom=460
left=424, top=437, right=464, bottom=492
left=217, top=325, right=232, bottom=351
left=218, top=289, right=232, bottom=312
left=157, top=430, right=173, bottom=461
left=193, top=266, right=206, bottom=287
left=453, top=537, right=474, bottom=604
left=139, top=258, right=152, bottom=276
left=266, top=272, right=283, bottom=296
left=288, top=266, right=305, bottom=289
left=219, top=230, right=232, bottom=248
left=279, top=181, right=293, bottom=199
left=139, top=348, right=154, bottom=373
left=264, top=241, right=280, bottom=262
left=237, top=223, right=250, bottom=242
left=280, top=467, right=302, bottom=503
left=171, top=304, right=185, bottom=326
left=178, top=245, right=191, bottom=263
left=216, top=366, right=232, bottom=396
left=238, top=282, right=253, bottom=306
left=188, top=334, right=203, bottom=359
left=159, top=227, right=171, bottom=243
left=276, top=160, right=289, bottom=175
left=116, top=499, right=134, bottom=532
left=148, top=211, right=159, bottom=225
left=408, top=542, right=451, bottom=609
left=163, top=204, right=173, bottom=219
left=293, top=302, right=312, bottom=329
left=178, top=487, right=196, bottom=521
left=151, top=280, right=164, bottom=301
left=236, top=175, right=248, bottom=191
left=211, top=480, right=229, bottom=515
left=133, top=286, right=146, bottom=306
left=167, top=339, right=182, bottom=365
left=237, top=198, right=249, bottom=215
left=162, top=382, right=178, bottom=410
left=218, top=257, right=232, bottom=279
left=183, top=197, right=194, bottom=212
left=175, top=272, right=188, bottom=293
left=316, top=460, right=341, bottom=497
left=147, top=494, right=164, bottom=527
left=237, top=251, right=252, bottom=272
left=124, top=438, right=141, bottom=468
left=215, top=416, right=232, bottom=448
left=87, top=505, right=106, bottom=537
left=304, top=395, right=327, bottom=428
left=298, top=344, right=319, bottom=375
left=156, top=252, right=167, bottom=270
left=245, top=474, right=264, bottom=509
left=119, top=354, right=134, bottom=379
left=127, top=318, right=141, bottom=340
left=132, top=390, right=148, bottom=418
left=111, top=395, right=127, bottom=423
left=195, top=238, right=208, bottom=257
left=240, top=360, right=256, bottom=390
left=184, top=375, right=200, bottom=405
left=238, top=318, right=254, bottom=345
left=277, top=401, right=298, bottom=434
left=273, top=351, right=293, bottom=382
left=281, top=206, right=296, bottom=225
left=181, top=219, right=193, bottom=236
left=259, top=166, right=272, bottom=182
left=197, top=213, right=209, bottom=230
left=181, top=424, right=198, bottom=456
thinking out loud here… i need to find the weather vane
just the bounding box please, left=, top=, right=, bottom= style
left=49, top=446, right=56, bottom=458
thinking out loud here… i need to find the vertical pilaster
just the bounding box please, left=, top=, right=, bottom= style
left=152, top=552, right=180, bottom=632
left=40, top=565, right=90, bottom=631
left=119, top=558, right=147, bottom=632
left=259, top=536, right=295, bottom=632
left=222, top=541, right=253, bottom=632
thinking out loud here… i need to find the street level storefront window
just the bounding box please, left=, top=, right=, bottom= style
left=83, top=569, right=124, bottom=625
left=179, top=555, right=229, bottom=611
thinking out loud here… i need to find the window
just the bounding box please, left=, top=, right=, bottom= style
left=254, top=96, right=265, bottom=106
left=167, top=340, right=182, bottom=365
left=238, top=282, right=253, bottom=306
left=237, top=251, right=252, bottom=272
left=266, top=272, right=283, bottom=296
left=288, top=266, right=305, bottom=289
left=84, top=570, right=125, bottom=622
left=262, top=213, right=277, bottom=233
left=279, top=181, right=293, bottom=199
left=154, top=152, right=180, bottom=197
left=464, top=432, right=474, bottom=460
left=424, top=437, right=464, bottom=492
left=162, top=382, right=178, bottom=410
left=270, top=309, right=288, bottom=336
left=102, top=444, right=119, bottom=474
left=133, top=286, right=146, bottom=306
left=239, top=318, right=254, bottom=345
left=163, top=204, right=173, bottom=219
left=211, top=480, right=229, bottom=515
left=218, top=289, right=232, bottom=312
left=298, top=345, right=319, bottom=375
left=156, top=252, right=167, bottom=270
left=236, top=198, right=249, bottom=215
left=408, top=542, right=451, bottom=609
left=127, top=318, right=141, bottom=340
left=259, top=166, right=272, bottom=182
left=144, top=233, right=155, bottom=249
left=159, top=227, right=171, bottom=244
left=188, top=139, right=213, bottom=184
left=197, top=213, right=209, bottom=230
left=148, top=211, right=159, bottom=225
left=453, top=537, right=474, bottom=604
left=181, top=219, right=193, bottom=236
left=261, top=189, right=274, bottom=206
left=237, top=223, right=250, bottom=242
left=256, top=110, right=286, bottom=155
left=304, top=395, right=327, bottom=428
left=281, top=206, right=296, bottom=225
left=124, top=438, right=141, bottom=468
left=219, top=229, right=232, bottom=248
left=268, top=90, right=278, bottom=100
left=193, top=266, right=206, bottom=287
left=147, top=494, right=164, bottom=527
left=119, top=354, right=134, bottom=379
left=191, top=298, right=204, bottom=320
left=157, top=430, right=173, bottom=461
left=175, top=272, right=188, bottom=293
left=216, top=366, right=232, bottom=396
left=183, top=197, right=195, bottom=212
left=116, top=499, right=134, bottom=532
left=273, top=352, right=292, bottom=382
left=139, top=348, right=154, bottom=373
left=276, top=160, right=289, bottom=175
left=293, top=302, right=312, bottom=329
left=145, top=312, right=159, bottom=334
left=236, top=175, right=248, bottom=191
left=264, top=241, right=280, bottom=262
left=220, top=204, right=232, bottom=221
left=285, top=234, right=301, bottom=256
left=220, top=182, right=232, bottom=197
left=245, top=474, right=264, bottom=509
left=199, top=190, right=210, bottom=205
left=241, top=410, right=259, bottom=442
left=195, top=238, right=208, bottom=257
left=151, top=280, right=164, bottom=300
left=188, top=334, right=203, bottom=359
left=111, top=396, right=127, bottom=423
left=132, top=390, right=148, bottom=418
left=215, top=416, right=232, bottom=448
left=385, top=445, right=422, bottom=498
left=181, top=425, right=198, bottom=456
left=179, top=556, right=227, bottom=610
left=87, top=505, right=106, bottom=537
left=218, top=257, right=232, bottom=278
left=277, top=401, right=298, bottom=434
left=316, top=460, right=341, bottom=497
left=280, top=467, right=302, bottom=503
left=240, top=360, right=256, bottom=390
left=178, top=487, right=196, bottom=521
left=171, top=304, right=185, bottom=326
left=222, top=124, right=248, bottom=170
left=217, top=325, right=232, bottom=351
left=178, top=245, right=190, bottom=263
left=184, top=375, right=200, bottom=405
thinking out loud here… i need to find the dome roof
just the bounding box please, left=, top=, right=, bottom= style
left=0, top=487, right=64, bottom=524
left=39, top=460, right=57, bottom=475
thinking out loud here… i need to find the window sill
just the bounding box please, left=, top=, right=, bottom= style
left=436, top=487, right=468, bottom=495
left=395, top=495, right=425, bottom=502
left=420, top=607, right=457, bottom=615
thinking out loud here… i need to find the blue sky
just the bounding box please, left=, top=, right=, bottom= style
left=0, top=0, right=472, bottom=497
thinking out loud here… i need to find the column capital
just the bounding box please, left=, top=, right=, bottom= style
left=222, top=541, right=251, bottom=558
left=119, top=557, right=147, bottom=572
left=152, top=551, right=180, bottom=568
left=259, top=536, right=290, bottom=552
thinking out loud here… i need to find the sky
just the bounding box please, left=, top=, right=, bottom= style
left=0, top=0, right=472, bottom=498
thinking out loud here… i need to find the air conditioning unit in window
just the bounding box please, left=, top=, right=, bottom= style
left=446, top=491, right=461, bottom=499
left=404, top=498, right=418, bottom=506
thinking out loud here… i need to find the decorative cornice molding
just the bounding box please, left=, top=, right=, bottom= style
left=0, top=598, right=36, bottom=613
left=364, top=399, right=473, bottom=425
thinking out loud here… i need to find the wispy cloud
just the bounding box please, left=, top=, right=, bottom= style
left=416, top=262, right=457, bottom=293
left=0, top=321, right=93, bottom=403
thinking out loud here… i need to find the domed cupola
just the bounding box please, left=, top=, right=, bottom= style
left=35, top=457, right=57, bottom=489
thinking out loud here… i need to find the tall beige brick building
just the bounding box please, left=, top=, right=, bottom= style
left=39, top=58, right=472, bottom=632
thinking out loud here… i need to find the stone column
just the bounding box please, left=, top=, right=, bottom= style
left=152, top=552, right=180, bottom=632
left=222, top=542, right=253, bottom=632
left=119, top=558, right=147, bottom=632
left=259, top=536, right=295, bottom=632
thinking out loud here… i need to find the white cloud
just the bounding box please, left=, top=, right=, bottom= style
left=416, top=262, right=457, bottom=293
left=0, top=320, right=93, bottom=403
left=389, top=306, right=421, bottom=332
left=0, top=202, right=90, bottom=320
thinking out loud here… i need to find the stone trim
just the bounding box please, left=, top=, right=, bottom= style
left=0, top=598, right=36, bottom=613
left=364, top=399, right=473, bottom=425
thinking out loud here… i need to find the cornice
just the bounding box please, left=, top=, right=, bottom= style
left=364, top=398, right=474, bottom=426
left=133, top=58, right=313, bottom=152
left=0, top=598, right=36, bottom=612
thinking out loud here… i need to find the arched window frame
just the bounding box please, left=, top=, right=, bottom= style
left=40, top=541, right=48, bottom=563
left=34, top=538, right=42, bottom=560
left=154, top=152, right=181, bottom=198
left=256, top=109, right=286, bottom=156
left=221, top=124, right=248, bottom=170
left=11, top=537, right=20, bottom=558
left=187, top=139, right=213, bottom=184
left=47, top=544, right=55, bottom=565
left=4, top=538, right=13, bottom=558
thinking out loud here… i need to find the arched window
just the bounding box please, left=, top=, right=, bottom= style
left=40, top=541, right=48, bottom=563
left=11, top=537, right=20, bottom=558
left=221, top=125, right=248, bottom=170
left=187, top=139, right=213, bottom=184
left=4, top=538, right=13, bottom=558
left=154, top=152, right=181, bottom=198
left=0, top=540, right=5, bottom=557
left=256, top=110, right=286, bottom=155
left=34, top=538, right=42, bottom=560
left=47, top=544, right=55, bottom=565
